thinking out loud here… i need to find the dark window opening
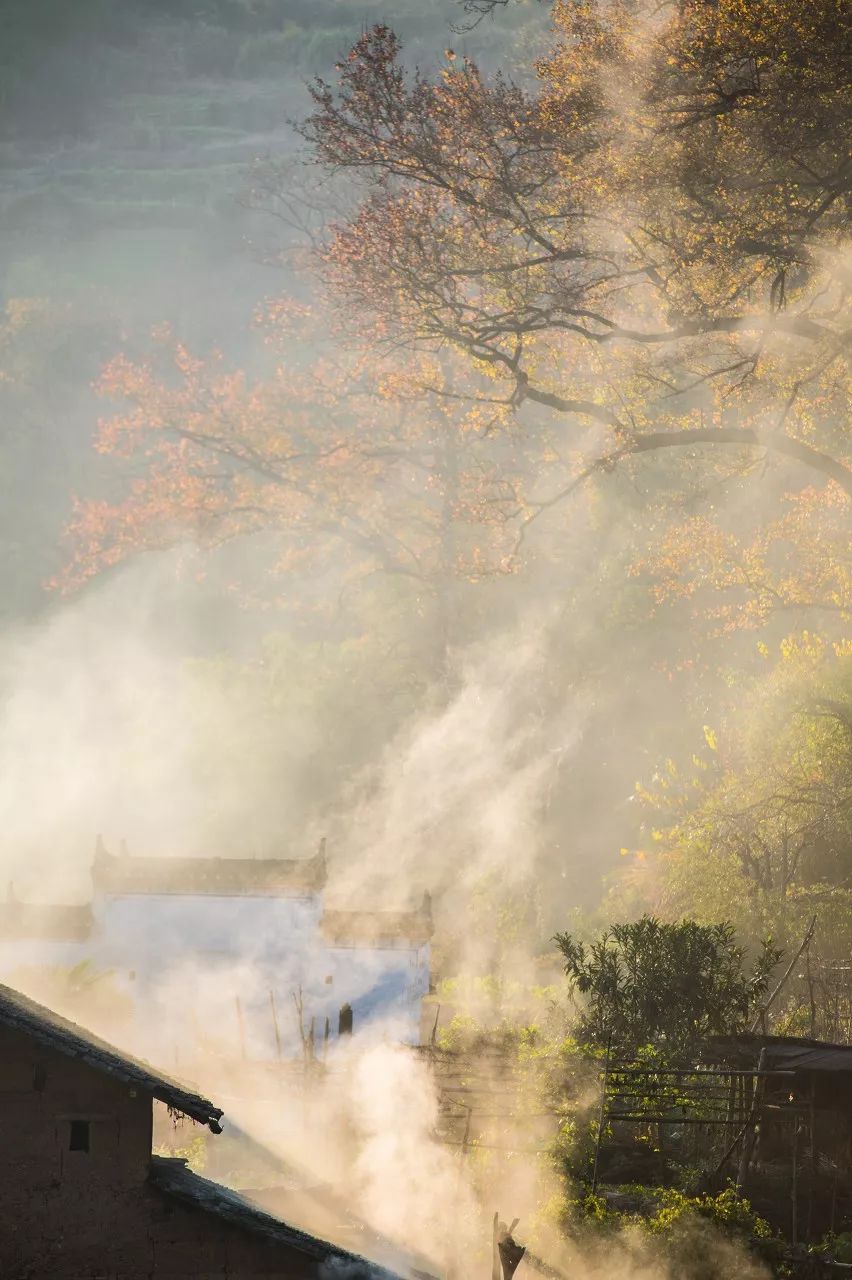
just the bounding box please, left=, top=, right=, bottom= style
left=32, top=1064, right=47, bottom=1092
left=69, top=1120, right=90, bottom=1152
left=338, top=1003, right=353, bottom=1037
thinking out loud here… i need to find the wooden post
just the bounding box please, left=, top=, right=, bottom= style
left=737, top=1048, right=767, bottom=1190
left=791, top=1118, right=799, bottom=1246
left=807, top=1078, right=816, bottom=1242
left=499, top=1236, right=526, bottom=1280
left=456, top=1105, right=472, bottom=1199
left=323, top=1016, right=330, bottom=1061
left=591, top=1033, right=612, bottom=1197
left=269, top=990, right=282, bottom=1061
left=805, top=947, right=817, bottom=1038
left=491, top=1212, right=501, bottom=1280
left=492, top=1215, right=525, bottom=1280
left=725, top=1071, right=736, bottom=1127
left=292, top=988, right=309, bottom=1066
left=735, top=1072, right=749, bottom=1188
left=738, top=1071, right=746, bottom=1131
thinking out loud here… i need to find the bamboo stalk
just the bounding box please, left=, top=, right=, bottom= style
left=749, top=915, right=817, bottom=1033
left=590, top=1034, right=612, bottom=1196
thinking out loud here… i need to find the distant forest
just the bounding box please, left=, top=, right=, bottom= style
left=2, top=0, right=542, bottom=141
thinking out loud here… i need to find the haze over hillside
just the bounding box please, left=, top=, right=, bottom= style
left=0, top=0, right=545, bottom=617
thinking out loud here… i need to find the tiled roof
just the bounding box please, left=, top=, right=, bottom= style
left=207, top=1120, right=438, bottom=1279
left=92, top=840, right=327, bottom=897
left=708, top=1032, right=852, bottom=1075
left=0, top=981, right=223, bottom=1130
left=150, top=1157, right=401, bottom=1278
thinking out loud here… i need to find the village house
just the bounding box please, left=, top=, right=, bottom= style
left=0, top=839, right=432, bottom=1063
left=594, top=1031, right=852, bottom=1247
left=0, top=979, right=404, bottom=1279
left=705, top=1032, right=852, bottom=1243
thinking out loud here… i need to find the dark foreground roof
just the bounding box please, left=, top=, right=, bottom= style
left=92, top=841, right=327, bottom=897
left=708, top=1033, right=852, bottom=1074
left=205, top=1119, right=439, bottom=1280
left=150, top=1157, right=401, bottom=1279
left=0, top=982, right=223, bottom=1130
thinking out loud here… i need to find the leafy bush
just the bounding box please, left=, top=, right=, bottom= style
left=814, top=1232, right=852, bottom=1264
left=645, top=1187, right=771, bottom=1242
left=554, top=915, right=781, bottom=1052
left=153, top=1131, right=207, bottom=1171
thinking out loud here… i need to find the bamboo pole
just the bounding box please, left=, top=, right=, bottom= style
left=736, top=1048, right=766, bottom=1189
left=807, top=1079, right=816, bottom=1242
left=590, top=1034, right=612, bottom=1196
left=749, top=916, right=816, bottom=1033
left=791, top=1119, right=799, bottom=1246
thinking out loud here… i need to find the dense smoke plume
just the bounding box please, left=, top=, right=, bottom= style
left=2, top=1, right=844, bottom=1276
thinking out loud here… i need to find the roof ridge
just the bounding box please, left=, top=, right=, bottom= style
left=91, top=841, right=328, bottom=897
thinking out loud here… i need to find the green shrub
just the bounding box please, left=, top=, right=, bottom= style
left=645, top=1187, right=771, bottom=1242
left=814, top=1232, right=852, bottom=1263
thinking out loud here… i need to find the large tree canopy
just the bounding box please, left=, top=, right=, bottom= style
left=302, top=2, right=850, bottom=464
left=296, top=1, right=850, bottom=643
left=55, top=0, right=851, bottom=933
left=71, top=0, right=851, bottom=658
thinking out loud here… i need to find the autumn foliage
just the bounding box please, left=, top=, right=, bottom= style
left=62, top=313, right=550, bottom=623
left=296, top=2, right=849, bottom=654
left=65, top=2, right=850, bottom=656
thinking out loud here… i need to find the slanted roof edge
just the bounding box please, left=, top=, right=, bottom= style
left=150, top=1157, right=402, bottom=1278
left=0, top=982, right=222, bottom=1130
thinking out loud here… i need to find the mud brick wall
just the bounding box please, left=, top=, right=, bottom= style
left=0, top=1024, right=354, bottom=1278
